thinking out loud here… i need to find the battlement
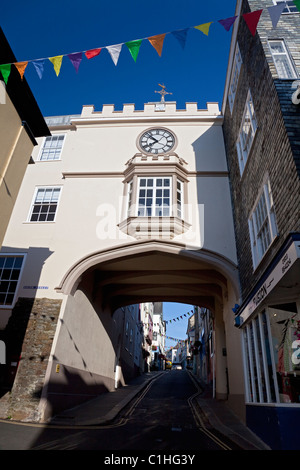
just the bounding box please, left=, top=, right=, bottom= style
left=80, top=101, right=220, bottom=117
left=45, top=101, right=222, bottom=128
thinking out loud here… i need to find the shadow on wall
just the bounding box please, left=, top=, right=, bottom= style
left=0, top=246, right=53, bottom=397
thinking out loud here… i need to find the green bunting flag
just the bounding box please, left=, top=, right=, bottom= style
left=126, top=39, right=142, bottom=62
left=0, top=64, right=11, bottom=84
left=293, top=0, right=300, bottom=11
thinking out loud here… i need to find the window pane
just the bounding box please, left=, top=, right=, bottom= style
left=0, top=256, right=23, bottom=306
left=30, top=188, right=60, bottom=222
left=40, top=135, right=64, bottom=161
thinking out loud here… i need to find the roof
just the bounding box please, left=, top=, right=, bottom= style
left=0, top=27, right=50, bottom=138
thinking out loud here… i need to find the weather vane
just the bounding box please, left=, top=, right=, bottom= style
left=155, top=84, right=172, bottom=103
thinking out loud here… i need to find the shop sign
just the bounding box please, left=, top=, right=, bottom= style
left=239, top=240, right=300, bottom=325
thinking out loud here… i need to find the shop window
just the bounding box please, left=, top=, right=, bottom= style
left=242, top=307, right=300, bottom=404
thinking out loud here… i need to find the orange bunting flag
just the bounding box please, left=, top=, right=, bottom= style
left=49, top=55, right=63, bottom=76
left=194, top=22, right=213, bottom=36
left=148, top=33, right=166, bottom=56
left=14, top=61, right=28, bottom=80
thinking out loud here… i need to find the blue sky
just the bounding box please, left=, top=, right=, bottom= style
left=163, top=303, right=194, bottom=351
left=1, top=0, right=237, bottom=116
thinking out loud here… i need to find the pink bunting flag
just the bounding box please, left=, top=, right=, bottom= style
left=243, top=9, right=263, bottom=36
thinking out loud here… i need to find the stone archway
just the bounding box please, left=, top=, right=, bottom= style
left=36, top=240, right=240, bottom=421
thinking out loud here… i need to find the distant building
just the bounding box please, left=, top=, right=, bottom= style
left=151, top=302, right=166, bottom=370
left=140, top=302, right=154, bottom=372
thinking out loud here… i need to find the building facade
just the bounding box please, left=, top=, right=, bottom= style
left=0, top=28, right=49, bottom=247
left=0, top=99, right=242, bottom=422
left=151, top=303, right=166, bottom=371
left=222, top=0, right=300, bottom=450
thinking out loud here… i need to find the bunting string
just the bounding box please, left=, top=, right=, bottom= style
left=1, top=2, right=299, bottom=84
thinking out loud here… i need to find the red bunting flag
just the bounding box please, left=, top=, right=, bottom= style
left=243, top=9, right=263, bottom=36
left=85, top=48, right=101, bottom=59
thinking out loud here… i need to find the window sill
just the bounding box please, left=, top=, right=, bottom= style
left=23, top=221, right=56, bottom=224
left=118, top=216, right=191, bottom=240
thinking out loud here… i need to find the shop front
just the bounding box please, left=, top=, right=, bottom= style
left=235, top=234, right=300, bottom=450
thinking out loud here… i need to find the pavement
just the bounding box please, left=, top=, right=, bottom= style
left=49, top=370, right=270, bottom=450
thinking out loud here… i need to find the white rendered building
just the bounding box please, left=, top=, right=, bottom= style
left=0, top=99, right=242, bottom=422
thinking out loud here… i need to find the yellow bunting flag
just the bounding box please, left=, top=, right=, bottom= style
left=14, top=61, right=28, bottom=80
left=194, top=22, right=213, bottom=36
left=49, top=55, right=63, bottom=76
left=148, top=33, right=166, bottom=57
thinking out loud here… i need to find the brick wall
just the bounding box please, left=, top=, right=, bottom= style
left=223, top=0, right=300, bottom=301
left=0, top=298, right=61, bottom=421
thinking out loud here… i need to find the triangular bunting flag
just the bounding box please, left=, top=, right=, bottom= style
left=126, top=39, right=142, bottom=62
left=0, top=64, right=11, bottom=84
left=85, top=48, right=101, bottom=60
left=106, top=43, right=123, bottom=66
left=32, top=60, right=45, bottom=79
left=194, top=22, right=213, bottom=36
left=293, top=0, right=300, bottom=12
left=148, top=33, right=166, bottom=56
left=267, top=3, right=285, bottom=28
left=49, top=55, right=63, bottom=76
left=14, top=61, right=28, bottom=80
left=171, top=28, right=189, bottom=49
left=218, top=16, right=238, bottom=31
left=243, top=9, right=263, bottom=36
left=68, top=52, right=82, bottom=72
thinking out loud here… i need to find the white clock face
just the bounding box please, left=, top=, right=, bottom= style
left=139, top=128, right=176, bottom=154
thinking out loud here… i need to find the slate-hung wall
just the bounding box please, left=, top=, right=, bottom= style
left=223, top=0, right=300, bottom=301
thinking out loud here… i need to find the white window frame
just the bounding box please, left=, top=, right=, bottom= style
left=248, top=179, right=278, bottom=270
left=268, top=39, right=298, bottom=79
left=136, top=176, right=172, bottom=217
left=28, top=186, right=62, bottom=223
left=228, top=43, right=242, bottom=113
left=272, top=0, right=299, bottom=14
left=236, top=90, right=257, bottom=175
left=242, top=311, right=280, bottom=404
left=0, top=254, right=26, bottom=308
left=38, top=134, right=65, bottom=161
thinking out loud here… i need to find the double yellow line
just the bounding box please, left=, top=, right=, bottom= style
left=187, top=372, right=232, bottom=451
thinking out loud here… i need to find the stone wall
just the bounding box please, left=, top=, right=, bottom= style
left=222, top=0, right=300, bottom=301
left=0, top=297, right=61, bottom=421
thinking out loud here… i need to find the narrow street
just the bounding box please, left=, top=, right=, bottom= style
left=0, top=370, right=243, bottom=452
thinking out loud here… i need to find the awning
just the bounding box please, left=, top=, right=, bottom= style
left=235, top=233, right=300, bottom=327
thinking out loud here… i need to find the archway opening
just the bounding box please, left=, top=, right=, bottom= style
left=44, top=242, right=239, bottom=420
